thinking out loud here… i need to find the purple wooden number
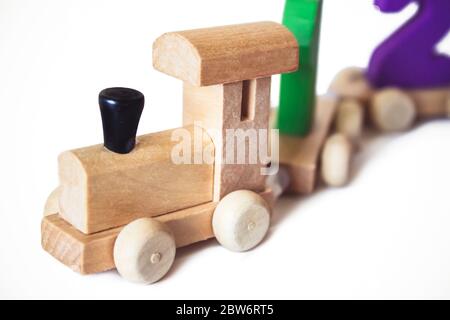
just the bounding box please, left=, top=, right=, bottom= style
left=367, top=0, right=450, bottom=89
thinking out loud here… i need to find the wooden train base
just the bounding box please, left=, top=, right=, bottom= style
left=42, top=189, right=275, bottom=275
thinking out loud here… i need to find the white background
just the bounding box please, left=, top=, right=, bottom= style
left=1, top=0, right=450, bottom=299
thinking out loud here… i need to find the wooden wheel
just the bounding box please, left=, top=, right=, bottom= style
left=212, top=190, right=271, bottom=252
left=321, top=133, right=352, bottom=187
left=113, top=218, right=176, bottom=284
left=370, top=88, right=416, bottom=132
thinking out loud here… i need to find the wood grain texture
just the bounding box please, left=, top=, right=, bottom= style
left=41, top=190, right=274, bottom=275
left=278, top=95, right=338, bottom=194
left=153, top=21, right=298, bottom=86
left=407, top=87, right=450, bottom=118
left=184, top=78, right=271, bottom=201
left=58, top=125, right=214, bottom=234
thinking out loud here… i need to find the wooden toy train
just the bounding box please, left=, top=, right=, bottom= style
left=42, top=22, right=302, bottom=284
left=41, top=3, right=450, bottom=285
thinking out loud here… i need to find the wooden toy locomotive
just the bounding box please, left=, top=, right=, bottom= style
left=41, top=22, right=326, bottom=284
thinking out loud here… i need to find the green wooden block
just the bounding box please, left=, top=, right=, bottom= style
left=277, top=0, right=323, bottom=136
